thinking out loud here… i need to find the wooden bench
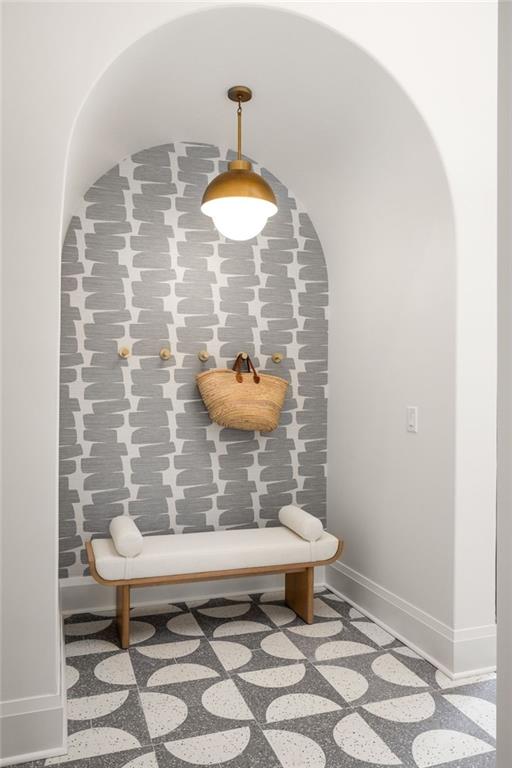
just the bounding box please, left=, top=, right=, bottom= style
left=86, top=524, right=343, bottom=648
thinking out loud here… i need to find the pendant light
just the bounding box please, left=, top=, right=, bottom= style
left=201, top=85, right=277, bottom=241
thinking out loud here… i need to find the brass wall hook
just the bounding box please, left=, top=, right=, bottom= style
left=198, top=350, right=210, bottom=362
left=272, top=352, right=284, bottom=364
left=118, top=347, right=130, bottom=359
left=159, top=347, right=172, bottom=361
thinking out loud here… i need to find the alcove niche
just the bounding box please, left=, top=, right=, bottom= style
left=61, top=5, right=468, bottom=669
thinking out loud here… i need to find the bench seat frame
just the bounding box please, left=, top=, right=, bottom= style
left=86, top=538, right=344, bottom=648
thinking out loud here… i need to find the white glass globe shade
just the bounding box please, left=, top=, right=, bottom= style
left=201, top=196, right=277, bottom=241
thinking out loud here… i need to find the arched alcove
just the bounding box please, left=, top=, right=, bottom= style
left=62, top=6, right=463, bottom=660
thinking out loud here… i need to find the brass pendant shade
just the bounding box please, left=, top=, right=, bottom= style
left=201, top=159, right=276, bottom=207
left=201, top=86, right=277, bottom=241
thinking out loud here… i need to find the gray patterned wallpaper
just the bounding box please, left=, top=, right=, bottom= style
left=59, top=142, right=328, bottom=578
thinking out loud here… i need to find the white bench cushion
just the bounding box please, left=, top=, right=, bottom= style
left=91, top=526, right=339, bottom=581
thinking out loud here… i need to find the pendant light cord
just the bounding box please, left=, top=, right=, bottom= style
left=237, top=100, right=242, bottom=160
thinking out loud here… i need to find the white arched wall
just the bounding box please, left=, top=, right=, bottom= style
left=63, top=2, right=495, bottom=673
left=1, top=3, right=497, bottom=764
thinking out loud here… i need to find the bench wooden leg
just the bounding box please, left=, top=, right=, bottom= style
left=285, top=567, right=314, bottom=624
left=117, top=585, right=131, bottom=649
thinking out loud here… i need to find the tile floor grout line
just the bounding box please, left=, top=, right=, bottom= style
left=131, top=631, right=185, bottom=751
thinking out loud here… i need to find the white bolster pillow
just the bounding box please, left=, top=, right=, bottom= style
left=279, top=505, right=324, bottom=542
left=109, top=516, right=143, bottom=557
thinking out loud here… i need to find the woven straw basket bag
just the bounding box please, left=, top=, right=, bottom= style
left=196, top=353, right=288, bottom=432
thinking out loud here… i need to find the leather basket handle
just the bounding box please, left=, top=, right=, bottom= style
left=232, top=353, right=260, bottom=384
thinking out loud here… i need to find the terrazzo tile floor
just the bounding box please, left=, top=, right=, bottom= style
left=17, top=588, right=496, bottom=768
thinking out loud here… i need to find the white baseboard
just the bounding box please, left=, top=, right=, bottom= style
left=60, top=568, right=326, bottom=615
left=327, top=561, right=496, bottom=678
left=0, top=624, right=67, bottom=766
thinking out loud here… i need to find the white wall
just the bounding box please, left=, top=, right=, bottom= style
left=497, top=2, right=512, bottom=765
left=326, top=103, right=458, bottom=661
left=1, top=2, right=498, bottom=762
